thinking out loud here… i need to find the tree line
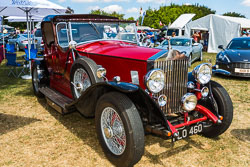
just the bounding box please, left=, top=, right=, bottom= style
left=90, top=3, right=246, bottom=29
left=3, top=4, right=246, bottom=30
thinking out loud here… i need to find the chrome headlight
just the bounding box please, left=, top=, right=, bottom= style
left=192, top=63, right=212, bottom=85
left=181, top=93, right=197, bottom=112
left=145, top=69, right=165, bottom=94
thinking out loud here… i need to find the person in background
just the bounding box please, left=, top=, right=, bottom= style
left=3, top=28, right=8, bottom=34
left=16, top=27, right=20, bottom=34
left=192, top=31, right=200, bottom=42
left=172, top=32, right=176, bottom=37
left=146, top=29, right=155, bottom=47
left=32, top=27, right=37, bottom=34
left=242, top=29, right=247, bottom=36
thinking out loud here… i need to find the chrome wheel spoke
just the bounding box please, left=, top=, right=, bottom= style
left=101, top=107, right=126, bottom=155
left=73, top=68, right=91, bottom=98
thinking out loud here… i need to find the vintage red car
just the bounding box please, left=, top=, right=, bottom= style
left=32, top=14, right=233, bottom=166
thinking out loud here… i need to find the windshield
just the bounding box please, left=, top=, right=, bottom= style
left=57, top=22, right=138, bottom=47
left=162, top=38, right=191, bottom=46
left=227, top=39, right=250, bottom=50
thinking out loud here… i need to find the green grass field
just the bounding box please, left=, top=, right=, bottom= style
left=0, top=52, right=249, bottom=167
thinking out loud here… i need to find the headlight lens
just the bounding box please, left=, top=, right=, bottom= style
left=192, top=63, right=212, bottom=85
left=181, top=93, right=197, bottom=111
left=145, top=69, right=165, bottom=93
left=218, top=54, right=230, bottom=63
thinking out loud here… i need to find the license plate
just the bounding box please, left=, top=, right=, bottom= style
left=235, top=68, right=250, bottom=73
left=172, top=123, right=203, bottom=142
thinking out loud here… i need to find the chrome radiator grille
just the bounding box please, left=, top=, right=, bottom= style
left=154, top=59, right=188, bottom=114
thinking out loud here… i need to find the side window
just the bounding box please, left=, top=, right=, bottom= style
left=56, top=23, right=69, bottom=48
left=43, top=22, right=55, bottom=47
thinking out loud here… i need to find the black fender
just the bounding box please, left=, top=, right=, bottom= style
left=188, top=71, right=196, bottom=82
left=65, top=82, right=167, bottom=126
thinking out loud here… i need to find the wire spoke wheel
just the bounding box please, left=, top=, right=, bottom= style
left=73, top=68, right=91, bottom=98
left=101, top=107, right=126, bottom=155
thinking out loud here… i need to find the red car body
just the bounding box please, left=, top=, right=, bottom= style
left=45, top=40, right=160, bottom=98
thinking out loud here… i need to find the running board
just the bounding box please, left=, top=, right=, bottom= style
left=39, top=87, right=75, bottom=115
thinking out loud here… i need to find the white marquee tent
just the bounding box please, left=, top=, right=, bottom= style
left=185, top=14, right=250, bottom=53
left=0, top=0, right=66, bottom=79
left=5, top=16, right=43, bottom=22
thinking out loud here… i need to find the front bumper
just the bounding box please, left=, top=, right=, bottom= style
left=213, top=62, right=250, bottom=77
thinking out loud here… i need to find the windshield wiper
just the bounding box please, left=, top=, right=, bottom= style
left=89, top=22, right=101, bottom=39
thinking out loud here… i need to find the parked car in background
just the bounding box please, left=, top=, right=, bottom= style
left=157, top=37, right=203, bottom=66
left=213, top=37, right=250, bottom=77
left=32, top=14, right=233, bottom=166
left=8, top=33, right=43, bottom=52
left=34, top=29, right=44, bottom=52
left=0, top=33, right=10, bottom=44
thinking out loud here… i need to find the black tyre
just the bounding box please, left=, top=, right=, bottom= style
left=70, top=57, right=102, bottom=99
left=95, top=92, right=145, bottom=167
left=16, top=43, right=20, bottom=51
left=202, top=80, right=233, bottom=138
left=32, top=64, right=44, bottom=98
left=199, top=52, right=203, bottom=61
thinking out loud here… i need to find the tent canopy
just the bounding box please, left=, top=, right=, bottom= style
left=0, top=0, right=66, bottom=16
left=185, top=14, right=250, bottom=53
left=169, top=13, right=196, bottom=29
left=5, top=16, right=43, bottom=22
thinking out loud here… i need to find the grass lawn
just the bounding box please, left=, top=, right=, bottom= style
left=0, top=52, right=249, bottom=167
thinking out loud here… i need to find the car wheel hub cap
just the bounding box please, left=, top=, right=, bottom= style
left=104, top=127, right=113, bottom=139
left=101, top=107, right=126, bottom=155
left=73, top=68, right=91, bottom=98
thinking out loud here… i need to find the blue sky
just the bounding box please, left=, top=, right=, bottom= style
left=52, top=0, right=250, bottom=19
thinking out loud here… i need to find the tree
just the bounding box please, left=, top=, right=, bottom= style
left=223, top=12, right=246, bottom=18
left=127, top=17, right=135, bottom=21
left=140, top=4, right=216, bottom=29
left=90, top=9, right=125, bottom=20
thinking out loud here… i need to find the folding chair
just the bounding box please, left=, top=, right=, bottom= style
left=24, top=48, right=38, bottom=61
left=5, top=53, right=25, bottom=78
left=6, top=44, right=16, bottom=53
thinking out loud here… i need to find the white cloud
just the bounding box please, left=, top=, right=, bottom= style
left=88, top=5, right=100, bottom=11
left=72, top=0, right=129, bottom=2
left=58, top=0, right=66, bottom=2
left=126, top=7, right=139, bottom=13
left=103, top=5, right=123, bottom=13
left=136, top=0, right=171, bottom=4
left=72, top=0, right=97, bottom=2
left=242, top=0, right=250, bottom=6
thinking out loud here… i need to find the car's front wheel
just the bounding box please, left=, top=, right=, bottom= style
left=202, top=80, right=233, bottom=138
left=199, top=51, right=203, bottom=61
left=16, top=43, right=20, bottom=51
left=95, top=92, right=144, bottom=167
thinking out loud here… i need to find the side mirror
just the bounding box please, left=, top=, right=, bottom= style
left=218, top=45, right=224, bottom=50
left=192, top=43, right=199, bottom=46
